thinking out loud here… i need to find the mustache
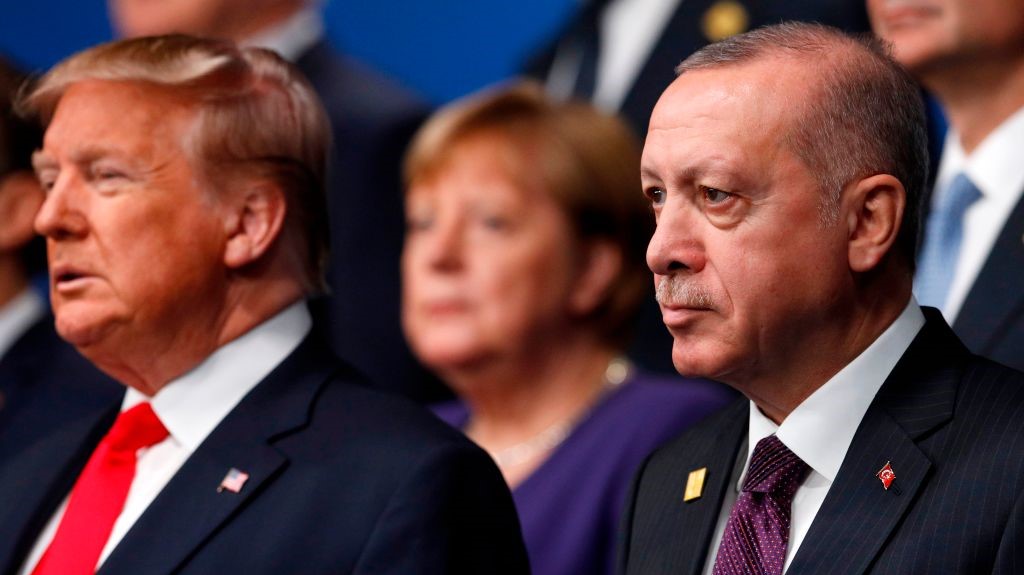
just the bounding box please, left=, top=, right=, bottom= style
left=655, top=276, right=716, bottom=309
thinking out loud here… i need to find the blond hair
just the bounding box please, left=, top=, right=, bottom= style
left=405, top=81, right=650, bottom=347
left=20, top=34, right=330, bottom=292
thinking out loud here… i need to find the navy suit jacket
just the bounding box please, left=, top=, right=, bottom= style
left=0, top=313, right=120, bottom=461
left=296, top=40, right=449, bottom=403
left=0, top=334, right=528, bottom=574
left=951, top=189, right=1024, bottom=373
left=619, top=309, right=1024, bottom=574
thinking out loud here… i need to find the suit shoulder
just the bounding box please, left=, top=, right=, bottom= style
left=641, top=397, right=747, bottom=474
left=953, top=354, right=1024, bottom=428
left=307, top=373, right=479, bottom=457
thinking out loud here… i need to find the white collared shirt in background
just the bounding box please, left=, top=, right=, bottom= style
left=931, top=105, right=1024, bottom=321
left=19, top=301, right=312, bottom=575
left=242, top=5, right=323, bottom=62
left=703, top=298, right=925, bottom=574
left=545, top=0, right=683, bottom=112
left=0, top=289, right=46, bottom=361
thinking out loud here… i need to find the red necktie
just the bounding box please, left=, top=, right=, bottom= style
left=31, top=402, right=168, bottom=575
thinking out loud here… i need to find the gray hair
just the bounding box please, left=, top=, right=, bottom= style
left=19, top=34, right=330, bottom=293
left=676, top=22, right=929, bottom=266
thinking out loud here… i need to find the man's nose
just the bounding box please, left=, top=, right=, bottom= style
left=34, top=172, right=88, bottom=240
left=646, top=200, right=705, bottom=276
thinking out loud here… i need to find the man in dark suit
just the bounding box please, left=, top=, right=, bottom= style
left=108, top=0, right=446, bottom=402
left=526, top=0, right=870, bottom=136
left=619, top=23, right=1024, bottom=574
left=0, top=35, right=527, bottom=574
left=868, top=0, right=1024, bottom=373
left=0, top=57, right=119, bottom=460
left=525, top=0, right=870, bottom=377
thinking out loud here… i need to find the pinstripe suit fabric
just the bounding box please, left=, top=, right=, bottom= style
left=619, top=308, right=1024, bottom=574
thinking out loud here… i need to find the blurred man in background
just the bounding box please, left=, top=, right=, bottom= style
left=0, top=56, right=118, bottom=460
left=108, top=0, right=444, bottom=400
left=869, top=0, right=1024, bottom=372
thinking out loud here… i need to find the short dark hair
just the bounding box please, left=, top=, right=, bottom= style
left=676, top=22, right=929, bottom=267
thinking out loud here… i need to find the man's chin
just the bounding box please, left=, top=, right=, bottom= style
left=54, top=313, right=117, bottom=351
left=669, top=340, right=730, bottom=381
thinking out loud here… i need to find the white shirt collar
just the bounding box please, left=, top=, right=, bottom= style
left=122, top=301, right=312, bottom=451
left=743, top=297, right=925, bottom=487
left=242, top=5, right=324, bottom=62
left=0, top=289, right=46, bottom=360
left=935, top=105, right=1024, bottom=211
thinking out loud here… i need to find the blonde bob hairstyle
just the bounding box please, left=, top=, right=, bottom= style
left=404, top=81, right=651, bottom=347
left=19, top=34, right=330, bottom=293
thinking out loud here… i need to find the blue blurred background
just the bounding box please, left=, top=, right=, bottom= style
left=0, top=1, right=576, bottom=104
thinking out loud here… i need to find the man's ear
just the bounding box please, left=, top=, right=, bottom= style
left=569, top=239, right=622, bottom=316
left=845, top=174, right=905, bottom=273
left=223, top=182, right=288, bottom=270
left=0, top=172, right=45, bottom=253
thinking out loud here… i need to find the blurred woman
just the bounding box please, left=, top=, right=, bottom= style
left=401, top=82, right=734, bottom=575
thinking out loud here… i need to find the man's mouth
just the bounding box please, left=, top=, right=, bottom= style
left=51, top=265, right=94, bottom=292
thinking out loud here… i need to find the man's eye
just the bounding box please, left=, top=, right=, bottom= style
left=38, top=175, right=56, bottom=192
left=96, top=170, right=123, bottom=181
left=702, top=186, right=731, bottom=204
left=645, top=187, right=666, bottom=206
left=481, top=215, right=510, bottom=231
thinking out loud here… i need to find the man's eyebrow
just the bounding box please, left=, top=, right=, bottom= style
left=640, top=166, right=661, bottom=181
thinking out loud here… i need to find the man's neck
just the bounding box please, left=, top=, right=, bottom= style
left=927, top=57, right=1024, bottom=154
left=742, top=283, right=913, bottom=424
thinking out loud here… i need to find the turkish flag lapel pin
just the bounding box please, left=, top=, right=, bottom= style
left=876, top=461, right=896, bottom=490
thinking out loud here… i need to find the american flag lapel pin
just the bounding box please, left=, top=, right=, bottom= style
left=217, top=467, right=250, bottom=494
left=876, top=461, right=896, bottom=490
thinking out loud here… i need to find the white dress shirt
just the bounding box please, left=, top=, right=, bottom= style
left=545, top=0, right=684, bottom=112
left=931, top=105, right=1024, bottom=321
left=19, top=301, right=312, bottom=575
left=0, top=289, right=46, bottom=361
left=242, top=5, right=323, bottom=62
left=703, top=298, right=926, bottom=574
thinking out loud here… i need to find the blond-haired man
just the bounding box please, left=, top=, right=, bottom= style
left=0, top=35, right=526, bottom=575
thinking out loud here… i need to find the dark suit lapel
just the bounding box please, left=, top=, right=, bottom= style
left=0, top=402, right=119, bottom=575
left=788, top=310, right=963, bottom=574
left=628, top=399, right=747, bottom=575
left=679, top=401, right=748, bottom=575
left=97, top=335, right=341, bottom=575
left=953, top=190, right=1024, bottom=355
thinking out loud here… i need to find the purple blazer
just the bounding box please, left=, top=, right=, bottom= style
left=433, top=370, right=735, bottom=575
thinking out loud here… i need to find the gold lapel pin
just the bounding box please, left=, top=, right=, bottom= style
left=684, top=467, right=707, bottom=502
left=701, top=1, right=750, bottom=43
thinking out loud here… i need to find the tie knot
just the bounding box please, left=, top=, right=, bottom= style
left=940, top=173, right=982, bottom=212
left=103, top=402, right=168, bottom=454
left=742, top=435, right=808, bottom=497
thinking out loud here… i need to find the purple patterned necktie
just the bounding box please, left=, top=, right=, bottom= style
left=712, top=434, right=810, bottom=575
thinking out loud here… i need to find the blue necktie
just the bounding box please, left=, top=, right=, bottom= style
left=914, top=173, right=982, bottom=313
